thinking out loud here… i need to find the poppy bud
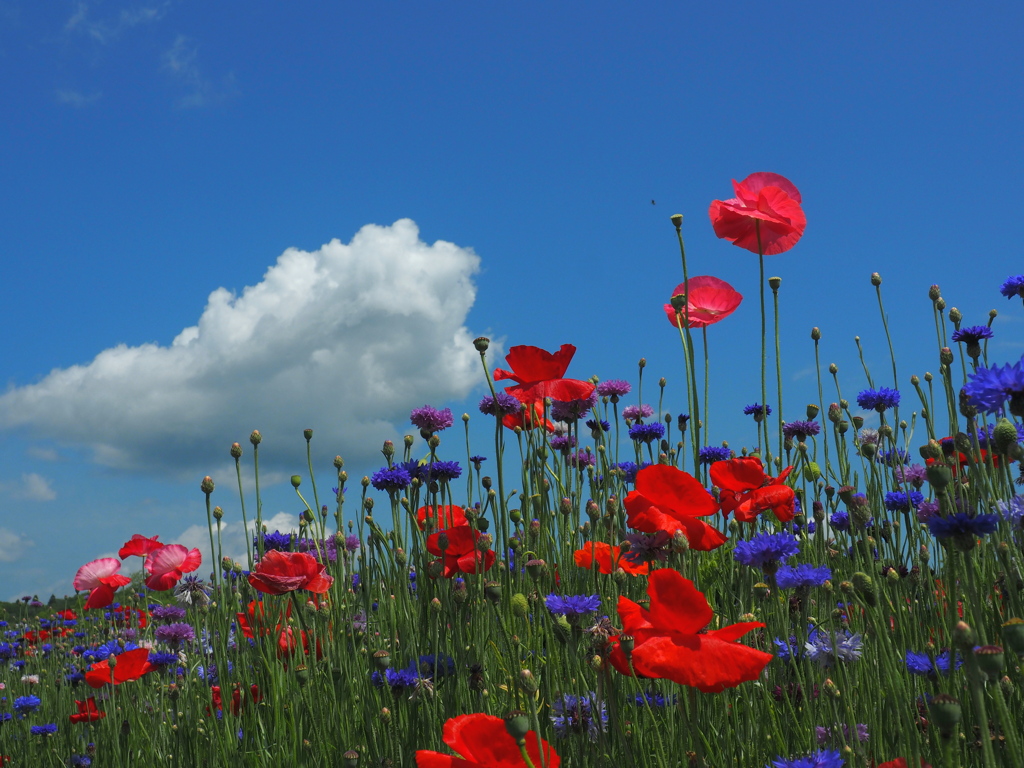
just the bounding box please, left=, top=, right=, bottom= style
left=618, top=634, right=635, bottom=655
left=803, top=462, right=821, bottom=482
left=852, top=415, right=864, bottom=430
left=670, top=213, right=683, bottom=229
left=805, top=403, right=819, bottom=420
left=670, top=294, right=687, bottom=312
left=230, top=442, right=243, bottom=459
left=928, top=693, right=961, bottom=737
left=1001, top=618, right=1024, bottom=658
left=291, top=476, right=302, bottom=489
left=509, top=508, right=522, bottom=524
left=484, top=581, right=502, bottom=604
left=473, top=337, right=490, bottom=352
left=249, top=430, right=262, bottom=446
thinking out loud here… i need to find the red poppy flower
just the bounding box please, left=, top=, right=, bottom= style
left=236, top=600, right=273, bottom=640
left=493, top=344, right=595, bottom=405
left=73, top=558, right=132, bottom=610
left=210, top=684, right=262, bottom=716
left=248, top=550, right=334, bottom=595
left=502, top=401, right=555, bottom=432
left=573, top=541, right=649, bottom=576
left=877, top=760, right=931, bottom=768
left=709, top=172, right=806, bottom=255
left=85, top=647, right=156, bottom=688
left=663, top=276, right=743, bottom=329
left=607, top=569, right=773, bottom=693
left=415, top=712, right=560, bottom=768
left=417, top=505, right=468, bottom=531
left=426, top=524, right=495, bottom=578
left=69, top=697, right=106, bottom=723
left=710, top=457, right=796, bottom=523
left=144, top=544, right=202, bottom=591
left=624, top=465, right=727, bottom=551
left=118, top=534, right=164, bottom=559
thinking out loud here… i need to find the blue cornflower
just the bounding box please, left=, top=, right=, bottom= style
left=783, top=420, right=820, bottom=441
left=31, top=723, right=58, bottom=736
left=884, top=490, right=925, bottom=512
left=372, top=666, right=419, bottom=691
left=951, top=325, right=994, bottom=345
left=699, top=445, right=732, bottom=464
left=829, top=511, right=849, bottom=532
left=927, top=513, right=1000, bottom=541
left=769, top=749, right=845, bottom=768
left=628, top=422, right=665, bottom=444
left=545, top=594, right=601, bottom=617
left=804, top=629, right=862, bottom=668
left=549, top=692, right=607, bottom=741
left=1000, top=274, right=1024, bottom=300
left=417, top=460, right=463, bottom=483
left=632, top=691, right=676, bottom=707
left=70, top=757, right=92, bottom=768
left=415, top=654, right=455, bottom=678
left=774, top=636, right=802, bottom=662
left=743, top=403, right=771, bottom=419
left=876, top=448, right=910, bottom=466
left=734, top=532, right=800, bottom=569
left=856, top=387, right=901, bottom=412
left=148, top=651, right=180, bottom=667
left=14, top=695, right=42, bottom=714
left=977, top=421, right=1024, bottom=448
left=409, top=405, right=454, bottom=434
left=613, top=461, right=652, bottom=484
left=963, top=354, right=1024, bottom=416
left=776, top=564, right=831, bottom=590
left=905, top=649, right=962, bottom=678
left=585, top=418, right=611, bottom=433
left=370, top=466, right=412, bottom=492
left=479, top=391, right=524, bottom=417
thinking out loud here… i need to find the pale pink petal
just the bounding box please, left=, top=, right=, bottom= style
left=145, top=544, right=188, bottom=576
left=73, top=558, right=122, bottom=592
left=179, top=548, right=202, bottom=574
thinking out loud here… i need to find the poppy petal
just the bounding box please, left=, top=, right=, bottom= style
left=632, top=465, right=719, bottom=517
left=629, top=633, right=774, bottom=693
left=645, top=570, right=713, bottom=634
left=117, top=534, right=163, bottom=559
left=73, top=558, right=122, bottom=592
left=496, top=344, right=576, bottom=383
left=710, top=457, right=766, bottom=493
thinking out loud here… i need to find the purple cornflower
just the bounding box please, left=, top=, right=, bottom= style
left=14, top=695, right=41, bottom=714
left=856, top=387, right=901, bottom=412
left=568, top=450, right=596, bottom=469
left=613, top=461, right=652, bottom=484
left=734, top=532, right=799, bottom=570
left=858, top=428, right=879, bottom=446
left=549, top=434, right=578, bottom=451
left=963, top=354, right=1024, bottom=416
left=622, top=531, right=671, bottom=565
left=585, top=418, right=611, bottom=433
left=596, top=379, right=632, bottom=397
left=783, top=420, right=820, bottom=441
left=154, top=623, right=196, bottom=648
left=344, top=534, right=361, bottom=552
left=545, top=594, right=601, bottom=617
left=260, top=530, right=293, bottom=552
left=678, top=414, right=690, bottom=430
left=997, top=495, right=1024, bottom=527
left=478, top=391, right=523, bottom=417
left=894, top=463, right=928, bottom=488
left=743, top=403, right=771, bottom=420
left=828, top=511, right=849, bottom=532
left=804, top=629, right=862, bottom=667
left=875, top=448, right=909, bottom=466
left=31, top=723, right=58, bottom=736
left=550, top=392, right=598, bottom=422
left=621, top=404, right=654, bottom=421
left=370, top=466, right=412, bottom=492
left=549, top=692, right=607, bottom=741
left=884, top=490, right=925, bottom=512
left=769, top=749, right=845, bottom=768
left=1000, top=274, right=1024, bottom=300
left=699, top=445, right=732, bottom=464
left=815, top=724, right=868, bottom=746
left=916, top=500, right=940, bottom=522
left=951, top=325, right=994, bottom=345
left=775, top=564, right=831, bottom=590
left=410, top=405, right=454, bottom=434
left=469, top=455, right=487, bottom=468
left=628, top=422, right=665, bottom=444
left=151, top=605, right=187, bottom=622
left=905, top=649, right=962, bottom=677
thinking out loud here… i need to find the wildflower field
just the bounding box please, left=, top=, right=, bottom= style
left=4, top=173, right=1024, bottom=768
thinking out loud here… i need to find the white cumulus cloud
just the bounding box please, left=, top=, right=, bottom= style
left=175, top=511, right=299, bottom=567
left=0, top=473, right=57, bottom=501
left=0, top=220, right=489, bottom=476
left=0, top=528, right=34, bottom=563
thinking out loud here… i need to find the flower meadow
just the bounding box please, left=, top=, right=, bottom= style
left=4, top=173, right=1024, bottom=768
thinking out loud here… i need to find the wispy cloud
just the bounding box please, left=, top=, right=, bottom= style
left=0, top=220, right=492, bottom=476
left=162, top=34, right=235, bottom=108
left=26, top=446, right=60, bottom=461
left=0, top=527, right=35, bottom=563
left=65, top=2, right=169, bottom=44
left=55, top=88, right=102, bottom=107
left=175, top=511, right=298, bottom=566
left=0, top=473, right=57, bottom=501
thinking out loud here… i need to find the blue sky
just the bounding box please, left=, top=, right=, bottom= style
left=0, top=1, right=1021, bottom=598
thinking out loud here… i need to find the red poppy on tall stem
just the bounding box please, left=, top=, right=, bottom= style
left=493, top=344, right=595, bottom=405
left=85, top=647, right=156, bottom=688
left=426, top=524, right=495, bottom=578
left=73, top=558, right=132, bottom=610
left=709, top=172, right=805, bottom=255
left=69, top=697, right=106, bottom=723
left=624, top=464, right=727, bottom=551
left=144, top=544, right=202, bottom=591
left=416, top=712, right=560, bottom=768
left=417, top=505, right=468, bottom=531
left=663, top=276, right=743, bottom=329
left=118, top=534, right=164, bottom=559
left=606, top=569, right=773, bottom=693
left=502, top=401, right=555, bottom=433
left=248, top=550, right=334, bottom=595
left=573, top=541, right=649, bottom=576
left=710, top=457, right=796, bottom=523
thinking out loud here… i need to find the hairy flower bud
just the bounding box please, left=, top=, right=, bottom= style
left=201, top=476, right=215, bottom=495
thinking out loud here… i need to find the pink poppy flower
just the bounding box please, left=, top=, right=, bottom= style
left=144, top=544, right=202, bottom=591
left=709, top=172, right=806, bottom=255
left=663, top=276, right=743, bottom=329
left=73, top=558, right=132, bottom=610
left=118, top=534, right=163, bottom=559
